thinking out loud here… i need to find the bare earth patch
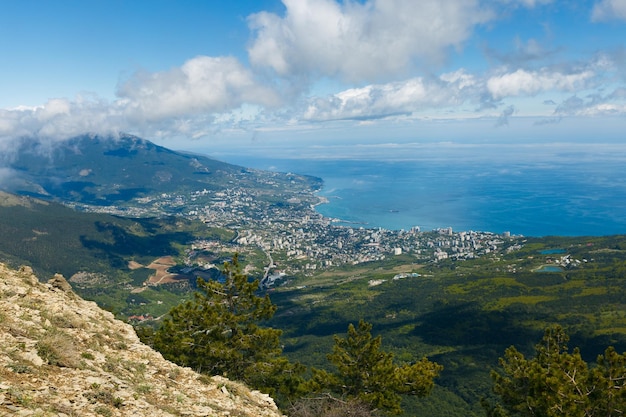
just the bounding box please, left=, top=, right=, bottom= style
left=145, top=256, right=186, bottom=285
left=127, top=261, right=144, bottom=270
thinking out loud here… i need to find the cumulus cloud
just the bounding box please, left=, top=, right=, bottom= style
left=302, top=70, right=480, bottom=121
left=0, top=0, right=623, bottom=146
left=301, top=62, right=618, bottom=123
left=247, top=0, right=493, bottom=82
left=487, top=68, right=594, bottom=100
left=0, top=55, right=282, bottom=148
left=117, top=56, right=280, bottom=122
left=592, top=0, right=626, bottom=21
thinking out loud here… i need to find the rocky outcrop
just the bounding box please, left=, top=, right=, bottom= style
left=0, top=263, right=285, bottom=417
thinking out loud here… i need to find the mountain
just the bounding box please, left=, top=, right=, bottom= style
left=2, top=133, right=321, bottom=206
left=0, top=262, right=284, bottom=416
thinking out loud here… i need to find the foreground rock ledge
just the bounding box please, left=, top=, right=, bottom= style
left=0, top=263, right=284, bottom=417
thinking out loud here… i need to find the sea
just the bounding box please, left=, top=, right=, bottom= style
left=216, top=153, right=626, bottom=237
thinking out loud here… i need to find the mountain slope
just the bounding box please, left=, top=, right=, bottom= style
left=0, top=190, right=200, bottom=278
left=0, top=190, right=214, bottom=316
left=2, top=133, right=321, bottom=206
left=0, top=262, right=284, bottom=416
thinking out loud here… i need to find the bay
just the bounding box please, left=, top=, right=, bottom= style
left=217, top=156, right=626, bottom=237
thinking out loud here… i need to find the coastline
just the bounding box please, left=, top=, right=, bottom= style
left=221, top=156, right=626, bottom=237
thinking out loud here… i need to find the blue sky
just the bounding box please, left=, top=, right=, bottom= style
left=1, top=0, right=626, bottom=157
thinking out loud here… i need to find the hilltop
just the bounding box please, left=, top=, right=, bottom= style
left=0, top=262, right=283, bottom=417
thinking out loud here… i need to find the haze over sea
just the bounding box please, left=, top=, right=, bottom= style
left=209, top=139, right=626, bottom=237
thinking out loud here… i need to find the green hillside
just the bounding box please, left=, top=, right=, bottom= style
left=267, top=235, right=626, bottom=416
left=0, top=191, right=235, bottom=316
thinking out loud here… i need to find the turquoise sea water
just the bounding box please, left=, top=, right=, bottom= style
left=220, top=156, right=626, bottom=237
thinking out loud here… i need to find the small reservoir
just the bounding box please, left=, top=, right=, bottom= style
left=539, top=249, right=566, bottom=255
left=534, top=265, right=564, bottom=273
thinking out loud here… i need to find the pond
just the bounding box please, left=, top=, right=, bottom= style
left=534, top=265, right=564, bottom=273
left=539, top=249, right=566, bottom=255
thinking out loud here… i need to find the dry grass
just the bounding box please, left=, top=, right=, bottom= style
left=288, top=396, right=379, bottom=417
left=36, top=329, right=81, bottom=368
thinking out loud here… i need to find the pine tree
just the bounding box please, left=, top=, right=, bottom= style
left=153, top=254, right=304, bottom=400
left=310, top=320, right=442, bottom=415
left=488, top=325, right=626, bottom=417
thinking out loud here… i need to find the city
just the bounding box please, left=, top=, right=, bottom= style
left=76, top=174, right=526, bottom=281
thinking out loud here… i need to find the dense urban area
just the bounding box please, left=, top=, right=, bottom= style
left=80, top=174, right=527, bottom=281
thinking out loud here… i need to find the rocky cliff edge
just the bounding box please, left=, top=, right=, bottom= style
left=0, top=263, right=284, bottom=417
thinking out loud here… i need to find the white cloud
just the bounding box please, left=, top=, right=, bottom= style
left=302, top=61, right=624, bottom=122
left=440, top=69, right=478, bottom=90
left=117, top=56, right=280, bottom=122
left=0, top=55, right=281, bottom=149
left=487, top=69, right=594, bottom=100
left=35, top=99, right=71, bottom=121
left=0, top=58, right=616, bottom=146
left=303, top=71, right=479, bottom=121
left=0, top=97, right=125, bottom=145
left=592, top=0, right=626, bottom=21
left=0, top=0, right=622, bottom=148
left=248, top=0, right=493, bottom=82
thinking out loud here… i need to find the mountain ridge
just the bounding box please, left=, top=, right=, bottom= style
left=2, top=133, right=239, bottom=203
left=1, top=133, right=321, bottom=207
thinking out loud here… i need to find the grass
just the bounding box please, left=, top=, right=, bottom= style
left=85, top=386, right=124, bottom=409
left=446, top=277, right=526, bottom=295
left=135, top=384, right=153, bottom=394
left=6, top=387, right=34, bottom=408
left=6, top=363, right=33, bottom=374
left=36, top=329, right=80, bottom=368
left=576, top=287, right=608, bottom=296
left=486, top=295, right=557, bottom=309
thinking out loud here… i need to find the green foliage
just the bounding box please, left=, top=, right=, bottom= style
left=488, top=326, right=626, bottom=417
left=310, top=320, right=442, bottom=415
left=0, top=197, right=198, bottom=279
left=153, top=254, right=305, bottom=401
